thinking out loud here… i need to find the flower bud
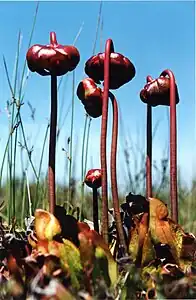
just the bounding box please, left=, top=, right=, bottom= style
left=84, top=169, right=102, bottom=189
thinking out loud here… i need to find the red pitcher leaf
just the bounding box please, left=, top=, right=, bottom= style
left=149, top=198, right=179, bottom=263
left=138, top=213, right=149, bottom=249
left=78, top=221, right=91, bottom=233
left=35, top=209, right=61, bottom=241
left=141, top=231, right=156, bottom=267
left=149, top=197, right=169, bottom=221
left=133, top=213, right=150, bottom=266
left=89, top=229, right=114, bottom=261
left=168, top=219, right=196, bottom=261
left=78, top=232, right=95, bottom=294
left=78, top=232, right=94, bottom=270
left=128, top=217, right=140, bottom=262
left=37, top=240, right=50, bottom=254
left=78, top=222, right=114, bottom=261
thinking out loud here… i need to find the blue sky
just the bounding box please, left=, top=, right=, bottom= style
left=0, top=1, right=195, bottom=192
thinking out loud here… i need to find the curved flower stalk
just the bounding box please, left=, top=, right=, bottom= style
left=140, top=70, right=179, bottom=222
left=84, top=168, right=102, bottom=232
left=26, top=32, right=80, bottom=214
left=78, top=41, right=135, bottom=251
left=109, top=92, right=128, bottom=253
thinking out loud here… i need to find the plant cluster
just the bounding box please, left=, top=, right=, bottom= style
left=0, top=27, right=195, bottom=300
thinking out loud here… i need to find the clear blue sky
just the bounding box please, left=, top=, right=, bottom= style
left=0, top=1, right=195, bottom=192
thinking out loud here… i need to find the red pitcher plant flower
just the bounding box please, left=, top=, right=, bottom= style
left=26, top=32, right=80, bottom=76
left=84, top=169, right=102, bottom=233
left=77, top=78, right=103, bottom=118
left=140, top=71, right=179, bottom=223
left=85, top=52, right=135, bottom=89
left=26, top=32, right=80, bottom=214
left=78, top=39, right=136, bottom=256
left=140, top=75, right=179, bottom=107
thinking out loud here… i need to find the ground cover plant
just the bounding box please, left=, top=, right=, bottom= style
left=0, top=2, right=195, bottom=299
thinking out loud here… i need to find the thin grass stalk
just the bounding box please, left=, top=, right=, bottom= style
left=79, top=114, right=88, bottom=220
left=57, top=21, right=84, bottom=141
left=14, top=4, right=39, bottom=219
left=84, top=116, right=92, bottom=177
left=3, top=57, right=38, bottom=181
left=34, top=123, right=50, bottom=210
left=100, top=17, right=104, bottom=52
left=67, top=71, right=75, bottom=212
left=12, top=33, right=22, bottom=218
left=92, top=1, right=103, bottom=54
left=4, top=32, right=21, bottom=223
left=19, top=129, right=25, bottom=178
left=16, top=4, right=39, bottom=220
left=20, top=176, right=27, bottom=228
left=18, top=2, right=39, bottom=100
left=26, top=170, right=32, bottom=217
left=0, top=134, right=12, bottom=187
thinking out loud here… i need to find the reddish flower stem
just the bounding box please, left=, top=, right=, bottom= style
left=146, top=76, right=153, bottom=198
left=48, top=32, right=58, bottom=214
left=93, top=188, right=99, bottom=233
left=161, top=69, right=178, bottom=223
left=48, top=75, right=57, bottom=214
left=101, top=39, right=114, bottom=244
left=109, top=92, right=127, bottom=253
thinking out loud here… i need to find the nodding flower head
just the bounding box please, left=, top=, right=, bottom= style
left=77, top=77, right=103, bottom=118
left=140, top=75, right=179, bottom=107
left=26, top=32, right=80, bottom=76
left=84, top=169, right=102, bottom=189
left=85, top=52, right=136, bottom=89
